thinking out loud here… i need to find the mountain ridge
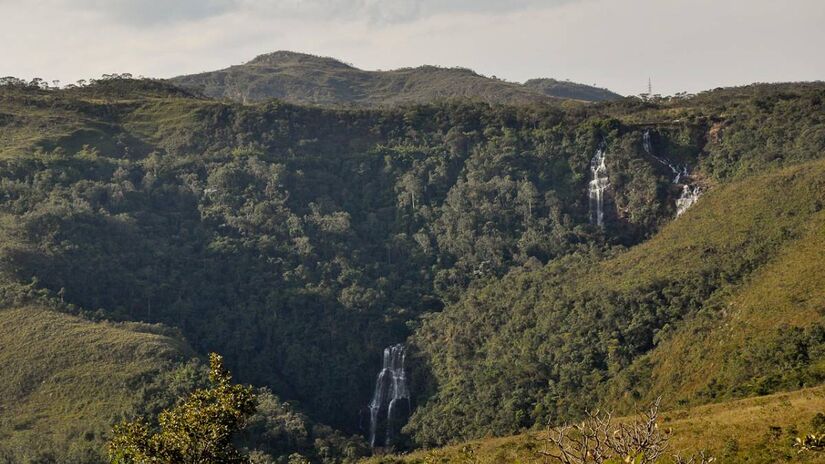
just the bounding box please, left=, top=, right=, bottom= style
left=169, top=50, right=622, bottom=106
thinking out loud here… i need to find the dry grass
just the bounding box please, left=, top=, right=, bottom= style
left=364, top=386, right=825, bottom=463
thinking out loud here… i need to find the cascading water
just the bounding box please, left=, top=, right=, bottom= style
left=642, top=129, right=653, bottom=155
left=368, top=344, right=410, bottom=448
left=588, top=146, right=610, bottom=226
left=643, top=129, right=683, bottom=183
left=676, top=185, right=701, bottom=216
left=642, top=129, right=702, bottom=216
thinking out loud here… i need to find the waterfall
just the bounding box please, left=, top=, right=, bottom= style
left=643, top=129, right=683, bottom=183
left=676, top=185, right=701, bottom=216
left=642, top=129, right=653, bottom=155
left=643, top=129, right=702, bottom=216
left=368, top=344, right=410, bottom=448
left=588, top=146, right=609, bottom=226
left=673, top=166, right=689, bottom=185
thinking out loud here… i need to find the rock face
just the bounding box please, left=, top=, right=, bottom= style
left=169, top=51, right=622, bottom=106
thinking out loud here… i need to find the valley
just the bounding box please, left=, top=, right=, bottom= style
left=0, top=72, right=823, bottom=463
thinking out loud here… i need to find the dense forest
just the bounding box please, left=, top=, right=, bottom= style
left=0, top=76, right=824, bottom=463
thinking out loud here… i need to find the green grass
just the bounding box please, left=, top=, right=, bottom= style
left=1, top=79, right=824, bottom=460
left=0, top=306, right=193, bottom=462
left=0, top=92, right=87, bottom=157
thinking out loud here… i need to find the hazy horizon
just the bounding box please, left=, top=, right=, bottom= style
left=2, top=0, right=824, bottom=96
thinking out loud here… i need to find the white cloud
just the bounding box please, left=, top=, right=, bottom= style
left=0, top=0, right=823, bottom=95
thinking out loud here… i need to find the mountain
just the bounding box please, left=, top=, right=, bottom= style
left=168, top=50, right=621, bottom=105
left=0, top=76, right=823, bottom=463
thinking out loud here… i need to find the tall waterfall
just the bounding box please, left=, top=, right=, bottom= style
left=368, top=344, right=410, bottom=448
left=588, top=146, right=610, bottom=226
left=642, top=129, right=653, bottom=155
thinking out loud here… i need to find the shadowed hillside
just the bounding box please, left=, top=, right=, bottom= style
left=524, top=78, right=621, bottom=102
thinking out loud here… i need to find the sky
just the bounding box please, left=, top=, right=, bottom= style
left=1, top=0, right=823, bottom=96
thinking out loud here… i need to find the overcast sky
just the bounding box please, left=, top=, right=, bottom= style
left=1, top=0, right=823, bottom=96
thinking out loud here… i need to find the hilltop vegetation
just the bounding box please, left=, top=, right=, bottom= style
left=0, top=76, right=823, bottom=462
left=169, top=51, right=621, bottom=106
left=524, top=78, right=621, bottom=102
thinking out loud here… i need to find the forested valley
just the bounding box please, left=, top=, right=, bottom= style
left=0, top=76, right=824, bottom=463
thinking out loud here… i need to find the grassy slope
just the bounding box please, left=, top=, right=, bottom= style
left=169, top=51, right=620, bottom=106
left=611, top=210, right=825, bottom=407
left=0, top=91, right=89, bottom=157
left=0, top=307, right=192, bottom=461
left=0, top=82, right=822, bottom=459
left=364, top=386, right=825, bottom=463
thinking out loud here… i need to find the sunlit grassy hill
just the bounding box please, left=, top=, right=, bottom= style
left=0, top=306, right=193, bottom=462
left=364, top=386, right=825, bottom=463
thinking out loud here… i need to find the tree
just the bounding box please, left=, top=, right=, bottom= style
left=539, top=398, right=714, bottom=464
left=109, top=353, right=257, bottom=464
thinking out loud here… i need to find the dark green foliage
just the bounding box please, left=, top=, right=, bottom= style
left=727, top=325, right=825, bottom=397
left=0, top=83, right=670, bottom=436
left=240, top=389, right=369, bottom=463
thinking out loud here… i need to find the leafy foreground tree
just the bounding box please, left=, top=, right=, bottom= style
left=109, top=353, right=257, bottom=464
left=539, top=398, right=714, bottom=464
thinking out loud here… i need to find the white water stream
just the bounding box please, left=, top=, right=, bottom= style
left=368, top=344, right=410, bottom=448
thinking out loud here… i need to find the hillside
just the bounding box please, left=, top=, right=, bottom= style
left=404, top=157, right=825, bottom=445
left=0, top=77, right=823, bottom=462
left=606, top=189, right=825, bottom=410
left=0, top=306, right=193, bottom=462
left=524, top=78, right=622, bottom=102
left=169, top=51, right=621, bottom=106
left=364, top=385, right=825, bottom=463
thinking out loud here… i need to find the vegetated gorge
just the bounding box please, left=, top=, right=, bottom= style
left=0, top=53, right=823, bottom=463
